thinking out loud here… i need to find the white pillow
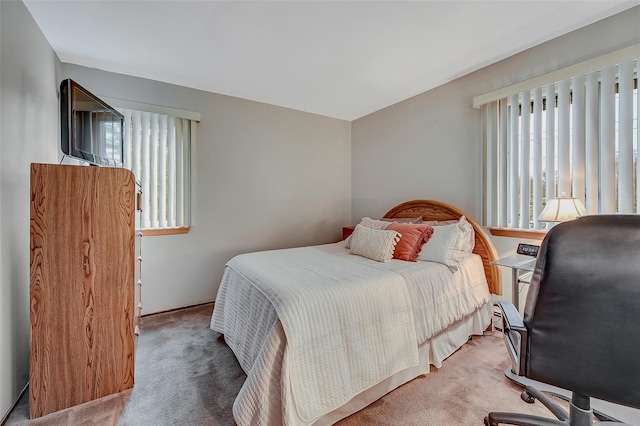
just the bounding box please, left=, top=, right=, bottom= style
left=458, top=216, right=475, bottom=252
left=349, top=224, right=400, bottom=263
left=418, top=216, right=474, bottom=268
left=344, top=217, right=392, bottom=248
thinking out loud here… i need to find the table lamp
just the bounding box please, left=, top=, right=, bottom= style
left=538, top=196, right=587, bottom=223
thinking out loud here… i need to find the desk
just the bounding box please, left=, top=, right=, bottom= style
left=490, top=255, right=536, bottom=311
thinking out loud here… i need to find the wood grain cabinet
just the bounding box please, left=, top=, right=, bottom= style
left=29, top=163, right=137, bottom=418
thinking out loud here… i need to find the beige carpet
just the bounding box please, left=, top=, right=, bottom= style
left=338, top=333, right=565, bottom=425
left=5, top=304, right=566, bottom=425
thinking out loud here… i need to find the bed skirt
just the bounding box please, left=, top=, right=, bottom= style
left=229, top=302, right=493, bottom=426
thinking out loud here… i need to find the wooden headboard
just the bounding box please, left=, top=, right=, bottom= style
left=383, top=200, right=502, bottom=295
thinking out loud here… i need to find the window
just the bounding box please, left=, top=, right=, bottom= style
left=477, top=50, right=639, bottom=230
left=121, top=108, right=197, bottom=232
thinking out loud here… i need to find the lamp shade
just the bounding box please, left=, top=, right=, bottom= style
left=538, top=197, right=587, bottom=222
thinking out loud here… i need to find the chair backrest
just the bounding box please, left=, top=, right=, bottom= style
left=523, top=215, right=640, bottom=409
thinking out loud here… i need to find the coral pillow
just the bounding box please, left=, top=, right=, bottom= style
left=386, top=222, right=434, bottom=262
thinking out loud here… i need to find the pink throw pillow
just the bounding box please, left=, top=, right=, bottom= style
left=386, top=222, right=434, bottom=262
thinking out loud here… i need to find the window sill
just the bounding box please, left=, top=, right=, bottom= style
left=139, top=226, right=191, bottom=237
left=489, top=227, right=546, bottom=240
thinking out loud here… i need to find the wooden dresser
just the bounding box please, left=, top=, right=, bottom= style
left=29, top=163, right=137, bottom=418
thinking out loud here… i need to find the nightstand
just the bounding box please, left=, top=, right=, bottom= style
left=490, top=255, right=536, bottom=312
left=342, top=226, right=355, bottom=240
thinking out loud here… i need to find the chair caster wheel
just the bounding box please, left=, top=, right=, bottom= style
left=521, top=390, right=535, bottom=404
left=484, top=416, right=498, bottom=426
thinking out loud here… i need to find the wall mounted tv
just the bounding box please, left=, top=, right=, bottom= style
left=60, top=78, right=124, bottom=167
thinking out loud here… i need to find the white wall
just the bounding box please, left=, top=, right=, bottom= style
left=351, top=6, right=640, bottom=306
left=60, top=65, right=352, bottom=315
left=0, top=1, right=62, bottom=420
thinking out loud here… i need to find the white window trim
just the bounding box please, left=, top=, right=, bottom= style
left=100, top=96, right=201, bottom=122
left=472, top=44, right=640, bottom=108
left=100, top=97, right=200, bottom=230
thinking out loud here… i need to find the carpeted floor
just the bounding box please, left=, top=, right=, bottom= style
left=5, top=303, right=564, bottom=426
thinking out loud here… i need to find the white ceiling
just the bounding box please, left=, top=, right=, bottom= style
left=23, top=1, right=639, bottom=121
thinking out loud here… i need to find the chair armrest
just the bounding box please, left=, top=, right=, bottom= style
left=500, top=301, right=524, bottom=329
left=496, top=301, right=528, bottom=376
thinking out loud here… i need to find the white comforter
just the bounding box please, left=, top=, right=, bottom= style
left=223, top=246, right=419, bottom=422
left=211, top=243, right=491, bottom=425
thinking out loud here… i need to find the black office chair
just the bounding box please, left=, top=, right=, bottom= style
left=485, top=215, right=640, bottom=426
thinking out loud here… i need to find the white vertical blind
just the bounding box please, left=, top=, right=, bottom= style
left=141, top=113, right=151, bottom=228
left=600, top=66, right=616, bottom=213
left=532, top=87, right=543, bottom=229
left=557, top=79, right=571, bottom=196
left=121, top=109, right=193, bottom=229
left=167, top=117, right=177, bottom=227
left=585, top=71, right=599, bottom=214
left=499, top=99, right=508, bottom=228
left=571, top=74, right=586, bottom=203
left=482, top=102, right=499, bottom=226
left=123, top=110, right=133, bottom=171
left=149, top=114, right=159, bottom=228
left=618, top=60, right=634, bottom=213
left=481, top=103, right=493, bottom=225
left=159, top=115, right=168, bottom=228
left=508, top=95, right=519, bottom=227
left=519, top=91, right=531, bottom=228
left=176, top=119, right=186, bottom=226
left=481, top=58, right=639, bottom=229
left=544, top=83, right=556, bottom=208
left=132, top=110, right=142, bottom=189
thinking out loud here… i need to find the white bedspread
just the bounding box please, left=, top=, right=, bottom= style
left=211, top=242, right=491, bottom=425
left=223, top=246, right=419, bottom=422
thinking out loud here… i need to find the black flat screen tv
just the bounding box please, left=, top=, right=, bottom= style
left=60, top=78, right=124, bottom=167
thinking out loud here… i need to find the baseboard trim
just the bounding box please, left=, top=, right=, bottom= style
left=1, top=382, right=29, bottom=426
left=141, top=300, right=214, bottom=318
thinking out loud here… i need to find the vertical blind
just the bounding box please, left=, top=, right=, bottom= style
left=122, top=109, right=193, bottom=229
left=480, top=57, right=639, bottom=230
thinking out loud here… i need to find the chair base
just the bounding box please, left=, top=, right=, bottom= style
left=503, top=368, right=640, bottom=424
left=484, top=386, right=634, bottom=426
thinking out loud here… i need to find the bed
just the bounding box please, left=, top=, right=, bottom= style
left=210, top=200, right=501, bottom=425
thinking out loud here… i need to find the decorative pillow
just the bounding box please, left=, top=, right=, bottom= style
left=458, top=216, right=475, bottom=253
left=381, top=216, right=423, bottom=224
left=359, top=217, right=392, bottom=230
left=344, top=217, right=392, bottom=248
left=417, top=216, right=474, bottom=268
left=349, top=224, right=400, bottom=263
left=386, top=222, right=434, bottom=261
left=422, top=217, right=475, bottom=253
